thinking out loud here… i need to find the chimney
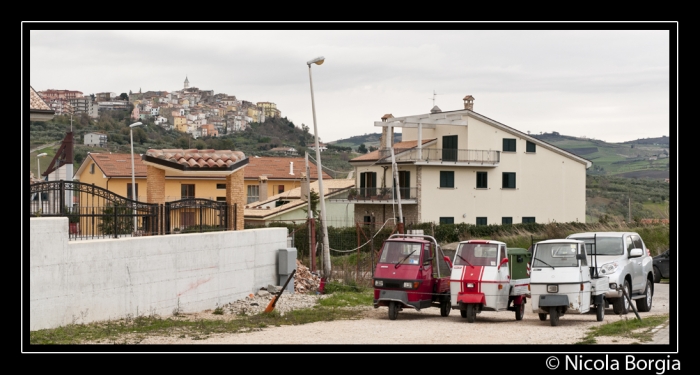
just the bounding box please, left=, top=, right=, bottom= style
left=258, top=176, right=268, bottom=201
left=463, top=95, right=475, bottom=111
left=301, top=172, right=309, bottom=201
left=289, top=161, right=294, bottom=175
left=380, top=114, right=394, bottom=150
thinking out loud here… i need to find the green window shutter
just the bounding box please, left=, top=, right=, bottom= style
left=439, top=217, right=454, bottom=224
left=502, top=217, right=512, bottom=225
left=440, top=171, right=454, bottom=188
left=526, top=141, right=536, bottom=153
left=476, top=217, right=487, bottom=225
left=476, top=171, right=487, bottom=188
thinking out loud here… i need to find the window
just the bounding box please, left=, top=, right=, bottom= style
left=181, top=184, right=195, bottom=199
left=522, top=217, right=536, bottom=223
left=440, top=171, right=454, bottom=188
left=360, top=172, right=377, bottom=197
left=442, top=135, right=458, bottom=161
left=502, top=217, right=513, bottom=225
left=439, top=217, right=454, bottom=224
left=502, top=172, right=516, bottom=189
left=476, top=217, right=487, bottom=226
left=363, top=215, right=375, bottom=226
left=503, top=138, right=516, bottom=152
left=127, top=183, right=138, bottom=200
left=216, top=197, right=226, bottom=202
left=526, top=141, right=536, bottom=153
left=247, top=185, right=259, bottom=204
left=277, top=185, right=285, bottom=194
left=476, top=171, right=488, bottom=188
left=216, top=183, right=226, bottom=189
left=90, top=164, right=95, bottom=174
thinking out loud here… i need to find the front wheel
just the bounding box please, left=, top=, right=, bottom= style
left=549, top=306, right=559, bottom=326
left=440, top=300, right=451, bottom=317
left=653, top=266, right=661, bottom=283
left=388, top=301, right=399, bottom=320
left=538, top=313, right=547, bottom=321
left=460, top=309, right=467, bottom=318
left=515, top=302, right=525, bottom=321
left=596, top=303, right=605, bottom=321
left=636, top=279, right=653, bottom=312
left=466, top=304, right=476, bottom=323
left=612, top=280, right=631, bottom=314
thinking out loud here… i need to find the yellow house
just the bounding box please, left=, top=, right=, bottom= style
left=74, top=153, right=331, bottom=204
left=173, top=116, right=188, bottom=132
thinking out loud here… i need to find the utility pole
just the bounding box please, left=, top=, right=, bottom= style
left=390, top=147, right=404, bottom=234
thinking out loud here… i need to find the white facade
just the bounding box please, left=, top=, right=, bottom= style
left=348, top=104, right=591, bottom=226
left=84, top=132, right=107, bottom=147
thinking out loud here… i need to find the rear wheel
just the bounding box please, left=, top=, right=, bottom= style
left=440, top=299, right=451, bottom=317
left=596, top=303, right=605, bottom=321
left=515, top=302, right=525, bottom=321
left=466, top=304, right=476, bottom=323
left=549, top=306, right=559, bottom=326
left=538, top=313, right=547, bottom=321
left=653, top=266, right=661, bottom=283
left=388, top=301, right=399, bottom=320
left=460, top=309, right=467, bottom=318
left=636, top=279, right=653, bottom=312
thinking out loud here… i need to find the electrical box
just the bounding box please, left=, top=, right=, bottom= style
left=278, top=248, right=297, bottom=292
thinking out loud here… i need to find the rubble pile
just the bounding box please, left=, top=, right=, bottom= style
left=221, top=260, right=322, bottom=316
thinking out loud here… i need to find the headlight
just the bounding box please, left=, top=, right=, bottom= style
left=403, top=281, right=420, bottom=289
left=599, top=262, right=618, bottom=275
left=374, top=280, right=383, bottom=287
left=466, top=283, right=475, bottom=288
left=547, top=285, right=558, bottom=293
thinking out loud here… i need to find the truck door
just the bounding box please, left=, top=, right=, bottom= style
left=497, top=244, right=510, bottom=309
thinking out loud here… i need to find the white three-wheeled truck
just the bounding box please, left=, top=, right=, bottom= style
left=530, top=239, right=610, bottom=326
left=450, top=240, right=532, bottom=322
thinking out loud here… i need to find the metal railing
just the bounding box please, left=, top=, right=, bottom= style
left=378, top=148, right=500, bottom=164
left=329, top=187, right=418, bottom=201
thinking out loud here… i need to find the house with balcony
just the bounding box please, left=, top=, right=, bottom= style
left=84, top=132, right=108, bottom=147
left=335, top=95, right=591, bottom=227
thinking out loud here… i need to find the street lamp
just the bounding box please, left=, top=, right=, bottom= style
left=129, top=121, right=143, bottom=234
left=307, top=56, right=331, bottom=279
left=36, top=152, right=47, bottom=213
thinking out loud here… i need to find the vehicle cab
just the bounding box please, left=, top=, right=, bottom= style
left=373, top=234, right=452, bottom=320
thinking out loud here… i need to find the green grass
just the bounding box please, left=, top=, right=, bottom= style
left=29, top=290, right=371, bottom=345
left=575, top=314, right=669, bottom=345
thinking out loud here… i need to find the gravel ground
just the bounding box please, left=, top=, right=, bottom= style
left=134, top=283, right=670, bottom=346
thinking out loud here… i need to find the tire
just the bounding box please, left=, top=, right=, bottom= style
left=538, top=313, right=547, bottom=321
left=612, top=280, right=631, bottom=314
left=515, top=302, right=525, bottom=321
left=653, top=266, right=661, bottom=283
left=596, top=303, right=605, bottom=321
left=388, top=301, right=399, bottom=320
left=460, top=309, right=467, bottom=318
left=549, top=306, right=559, bottom=326
left=440, top=300, right=451, bottom=317
left=636, top=279, right=653, bottom=312
left=466, top=304, right=476, bottom=323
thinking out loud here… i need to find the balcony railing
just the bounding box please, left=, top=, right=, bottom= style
left=329, top=187, right=418, bottom=202
left=378, top=148, right=500, bottom=165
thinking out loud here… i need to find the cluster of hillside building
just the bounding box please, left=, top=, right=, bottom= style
left=37, top=76, right=281, bottom=140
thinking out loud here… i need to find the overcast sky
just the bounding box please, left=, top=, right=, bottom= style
left=26, top=25, right=675, bottom=144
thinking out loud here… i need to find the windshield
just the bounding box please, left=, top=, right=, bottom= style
left=454, top=243, right=499, bottom=266
left=532, top=243, right=579, bottom=267
left=378, top=241, right=422, bottom=265
left=577, top=237, right=624, bottom=256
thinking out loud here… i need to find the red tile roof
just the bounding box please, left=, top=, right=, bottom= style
left=350, top=139, right=437, bottom=162
left=145, top=148, right=245, bottom=168
left=30, top=86, right=52, bottom=110
left=90, top=153, right=148, bottom=177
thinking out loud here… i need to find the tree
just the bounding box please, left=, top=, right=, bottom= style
left=357, top=143, right=367, bottom=153
left=119, top=93, right=129, bottom=101
left=302, top=189, right=320, bottom=219
left=98, top=202, right=134, bottom=235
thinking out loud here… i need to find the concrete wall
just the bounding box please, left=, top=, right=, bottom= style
left=29, top=217, right=287, bottom=331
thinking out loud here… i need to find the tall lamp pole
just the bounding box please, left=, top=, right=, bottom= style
left=307, top=56, right=331, bottom=279
left=129, top=122, right=143, bottom=234
left=36, top=153, right=47, bottom=213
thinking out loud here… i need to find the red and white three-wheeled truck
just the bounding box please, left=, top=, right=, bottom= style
left=450, top=240, right=532, bottom=322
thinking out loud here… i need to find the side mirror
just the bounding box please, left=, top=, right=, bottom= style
left=576, top=253, right=586, bottom=261
left=423, top=257, right=433, bottom=266
left=629, top=248, right=643, bottom=258
left=443, top=256, right=453, bottom=269
left=497, top=257, right=508, bottom=270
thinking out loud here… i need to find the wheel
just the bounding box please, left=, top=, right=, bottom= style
left=549, top=306, right=559, bottom=326
left=596, top=303, right=605, bottom=321
left=440, top=300, right=451, bottom=317
left=538, top=313, right=547, bottom=321
left=612, top=280, right=631, bottom=314
left=636, top=279, right=653, bottom=312
left=466, top=304, right=476, bottom=323
left=388, top=301, right=399, bottom=320
left=460, top=309, right=467, bottom=318
left=653, top=266, right=661, bottom=283
left=515, top=302, right=525, bottom=321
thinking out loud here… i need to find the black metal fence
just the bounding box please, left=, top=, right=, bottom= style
left=29, top=180, right=236, bottom=240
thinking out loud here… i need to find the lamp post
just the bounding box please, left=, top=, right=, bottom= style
left=307, top=56, right=331, bottom=279
left=36, top=152, right=47, bottom=213
left=129, top=121, right=143, bottom=234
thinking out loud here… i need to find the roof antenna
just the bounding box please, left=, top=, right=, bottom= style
left=429, top=90, right=439, bottom=107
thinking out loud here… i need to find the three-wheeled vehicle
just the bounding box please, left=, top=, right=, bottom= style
left=449, top=240, right=532, bottom=323
left=373, top=234, right=453, bottom=320
left=529, top=239, right=609, bottom=326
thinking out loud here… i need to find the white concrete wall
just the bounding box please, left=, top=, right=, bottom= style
left=29, top=217, right=287, bottom=331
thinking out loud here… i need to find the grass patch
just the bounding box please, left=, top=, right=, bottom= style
left=29, top=290, right=372, bottom=345
left=575, top=314, right=669, bottom=345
